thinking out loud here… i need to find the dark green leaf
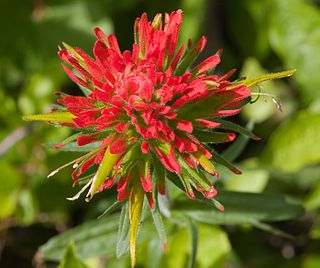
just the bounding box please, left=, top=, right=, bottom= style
left=221, top=121, right=254, bottom=162
left=250, top=221, right=294, bottom=239
left=211, top=150, right=242, bottom=174
left=192, top=129, right=236, bottom=144
left=172, top=190, right=304, bottom=223
left=40, top=215, right=120, bottom=261
left=213, top=118, right=259, bottom=139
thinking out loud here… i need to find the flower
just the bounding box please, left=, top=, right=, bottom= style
left=23, top=9, right=295, bottom=267
left=55, top=10, right=251, bottom=201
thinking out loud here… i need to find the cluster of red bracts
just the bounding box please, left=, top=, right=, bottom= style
left=53, top=9, right=251, bottom=207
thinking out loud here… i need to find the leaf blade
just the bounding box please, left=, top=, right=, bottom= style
left=22, top=112, right=75, bottom=123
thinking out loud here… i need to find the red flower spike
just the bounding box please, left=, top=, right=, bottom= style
left=23, top=10, right=282, bottom=267
left=46, top=10, right=254, bottom=204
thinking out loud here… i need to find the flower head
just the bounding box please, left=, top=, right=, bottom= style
left=54, top=10, right=251, bottom=202
left=23, top=10, right=295, bottom=267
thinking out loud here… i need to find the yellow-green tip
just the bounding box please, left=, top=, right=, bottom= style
left=22, top=112, right=75, bottom=123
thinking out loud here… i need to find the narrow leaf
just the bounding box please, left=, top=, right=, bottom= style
left=228, top=69, right=296, bottom=89
left=129, top=183, right=145, bottom=268
left=86, top=147, right=122, bottom=200
left=172, top=190, right=304, bottom=223
left=22, top=112, right=75, bottom=123
left=188, top=223, right=198, bottom=268
left=221, top=121, right=254, bottom=162
left=213, top=118, right=259, bottom=139
left=251, top=221, right=294, bottom=239
left=166, top=171, right=223, bottom=211
left=151, top=207, right=168, bottom=249
left=211, top=150, right=242, bottom=174
left=98, top=201, right=122, bottom=220
left=116, top=202, right=130, bottom=258
left=51, top=142, right=102, bottom=152
left=193, top=129, right=236, bottom=143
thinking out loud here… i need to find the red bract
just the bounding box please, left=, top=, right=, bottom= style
left=53, top=10, right=252, bottom=206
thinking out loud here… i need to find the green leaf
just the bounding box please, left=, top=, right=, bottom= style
left=163, top=225, right=230, bottom=268
left=22, top=112, right=75, bottom=123
left=239, top=58, right=281, bottom=123
left=174, top=41, right=203, bottom=76
left=187, top=223, right=198, bottom=268
left=302, top=254, right=320, bottom=268
left=40, top=215, right=120, bottom=261
left=225, top=159, right=269, bottom=193
left=151, top=207, right=168, bottom=248
left=177, top=94, right=231, bottom=121
left=179, top=0, right=208, bottom=45
left=229, top=69, right=295, bottom=89
left=129, top=183, right=145, bottom=267
left=49, top=141, right=102, bottom=152
left=192, top=129, right=236, bottom=144
left=221, top=121, right=254, bottom=162
left=305, top=180, right=320, bottom=210
left=46, top=132, right=83, bottom=150
left=172, top=190, right=304, bottom=223
left=250, top=221, right=293, bottom=239
left=213, top=118, right=259, bottom=139
left=86, top=147, right=122, bottom=200
left=0, top=161, right=22, bottom=219
left=58, top=242, right=88, bottom=268
left=116, top=202, right=130, bottom=258
left=269, top=0, right=320, bottom=104
left=310, top=217, right=320, bottom=240
left=225, top=0, right=271, bottom=59
left=15, top=189, right=38, bottom=225
left=211, top=150, right=241, bottom=174
left=166, top=171, right=223, bottom=212
left=262, top=111, right=320, bottom=172
left=98, top=201, right=122, bottom=219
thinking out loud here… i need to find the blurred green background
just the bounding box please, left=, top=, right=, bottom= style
left=1, top=0, right=320, bottom=267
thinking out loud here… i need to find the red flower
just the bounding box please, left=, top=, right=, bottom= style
left=54, top=10, right=251, bottom=205
left=22, top=10, right=296, bottom=266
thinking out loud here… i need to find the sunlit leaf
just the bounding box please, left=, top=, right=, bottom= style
left=86, top=147, right=122, bottom=200
left=163, top=225, right=230, bottom=268
left=229, top=70, right=295, bottom=89
left=269, top=0, right=320, bottom=104
left=129, top=183, right=145, bottom=268
left=262, top=111, right=320, bottom=172
left=22, top=112, right=75, bottom=123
